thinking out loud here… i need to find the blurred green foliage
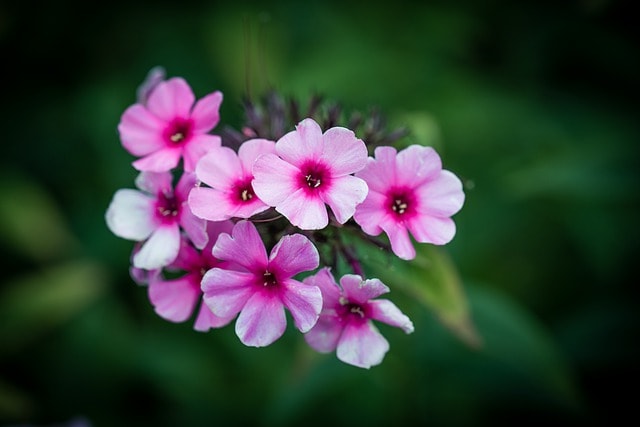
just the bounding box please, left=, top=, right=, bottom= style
left=1, top=0, right=638, bottom=426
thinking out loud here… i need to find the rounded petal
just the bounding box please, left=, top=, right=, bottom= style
left=252, top=154, right=300, bottom=206
left=190, top=91, right=223, bottom=133
left=340, top=275, right=389, bottom=305
left=118, top=104, right=166, bottom=156
left=336, top=321, right=389, bottom=369
left=368, top=299, right=414, bottom=333
left=133, top=224, right=181, bottom=269
left=194, top=302, right=235, bottom=332
left=356, top=146, right=398, bottom=192
left=195, top=146, right=241, bottom=190
left=146, top=77, right=195, bottom=121
left=396, top=145, right=442, bottom=187
left=321, top=175, right=368, bottom=224
left=320, top=127, right=368, bottom=175
left=238, top=138, right=276, bottom=175
left=416, top=170, right=465, bottom=217
left=381, top=220, right=416, bottom=260
left=183, top=134, right=222, bottom=172
left=179, top=204, right=208, bottom=249
left=201, top=268, right=255, bottom=318
left=132, top=147, right=182, bottom=172
left=211, top=221, right=268, bottom=271
left=407, top=215, right=457, bottom=246
left=353, top=190, right=387, bottom=236
left=303, top=267, right=342, bottom=309
left=276, top=189, right=328, bottom=230
left=105, top=189, right=155, bottom=240
left=304, top=314, right=343, bottom=353
left=276, top=118, right=324, bottom=167
left=148, top=275, right=199, bottom=322
left=281, top=279, right=323, bottom=333
left=269, top=233, right=319, bottom=278
left=235, top=293, right=286, bottom=347
left=134, top=171, right=173, bottom=195
left=188, top=186, right=238, bottom=221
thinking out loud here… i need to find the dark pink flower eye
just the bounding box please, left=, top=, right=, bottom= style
left=164, top=118, right=193, bottom=145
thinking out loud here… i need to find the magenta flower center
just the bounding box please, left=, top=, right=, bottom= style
left=261, top=270, right=278, bottom=287
left=299, top=162, right=331, bottom=193
left=155, top=191, right=180, bottom=223
left=386, top=187, right=417, bottom=218
left=233, top=179, right=255, bottom=203
left=339, top=297, right=369, bottom=322
left=164, top=118, right=193, bottom=145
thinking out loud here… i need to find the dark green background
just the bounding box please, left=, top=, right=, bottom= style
left=1, top=0, right=638, bottom=426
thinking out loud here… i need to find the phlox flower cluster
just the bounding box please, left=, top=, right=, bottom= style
left=106, top=68, right=465, bottom=368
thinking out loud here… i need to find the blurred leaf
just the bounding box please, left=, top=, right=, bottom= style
left=357, top=239, right=480, bottom=348
left=0, top=260, right=107, bottom=357
left=0, top=172, right=79, bottom=261
left=0, top=378, right=32, bottom=420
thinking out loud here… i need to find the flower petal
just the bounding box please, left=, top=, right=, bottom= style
left=353, top=190, right=387, bottom=236
left=320, top=127, right=368, bottom=176
left=179, top=203, right=208, bottom=249
left=190, top=91, right=223, bottom=133
left=304, top=314, right=343, bottom=353
left=340, top=275, right=390, bottom=305
left=381, top=220, right=416, bottom=260
left=321, top=175, right=368, bottom=224
left=118, top=104, right=166, bottom=156
left=148, top=275, right=199, bottom=322
left=269, top=233, right=319, bottom=278
left=134, top=171, right=173, bottom=195
left=356, top=146, right=398, bottom=192
left=105, top=189, right=155, bottom=240
left=396, top=145, right=442, bottom=187
left=277, top=189, right=328, bottom=230
left=252, top=153, right=300, bottom=206
left=235, top=292, right=286, bottom=347
left=368, top=299, right=414, bottom=333
left=276, top=118, right=324, bottom=167
left=146, top=77, right=195, bottom=121
left=407, top=215, right=457, bottom=246
left=303, top=267, right=342, bottom=309
left=183, top=134, right=222, bottom=172
left=188, top=187, right=238, bottom=221
left=415, top=170, right=465, bottom=217
left=194, top=302, right=235, bottom=332
left=238, top=138, right=276, bottom=175
left=195, top=146, right=241, bottom=190
left=201, top=268, right=255, bottom=318
left=336, top=321, right=389, bottom=369
left=211, top=221, right=268, bottom=271
left=280, top=279, right=322, bottom=333
left=133, top=224, right=181, bottom=269
left=132, top=147, right=182, bottom=172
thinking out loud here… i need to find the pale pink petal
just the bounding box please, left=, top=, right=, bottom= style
left=174, top=172, right=198, bottom=200
left=304, top=314, right=343, bottom=353
left=303, top=267, right=342, bottom=309
left=194, top=146, right=240, bottom=190
left=415, top=170, right=465, bottom=217
left=148, top=276, right=199, bottom=322
left=201, top=268, right=255, bottom=317
left=280, top=279, right=322, bottom=333
left=105, top=189, right=156, bottom=240
left=238, top=138, right=276, bottom=175
left=179, top=205, right=208, bottom=249
left=340, top=275, right=389, bottom=305
left=276, top=189, right=328, bottom=230
left=132, top=147, right=182, bottom=172
left=353, top=191, right=388, bottom=236
left=336, top=321, right=389, bottom=369
left=381, top=220, right=416, bottom=260
left=407, top=215, right=457, bottom=246
left=193, top=302, right=235, bottom=332
left=396, top=145, right=442, bottom=187
left=368, top=299, right=414, bottom=333
left=321, top=175, right=368, bottom=224
left=276, top=118, right=324, bottom=167
left=269, top=234, right=319, bottom=278
left=356, top=146, right=398, bottom=192
left=133, top=224, right=181, bottom=269
left=190, top=91, right=223, bottom=133
left=235, top=292, right=286, bottom=347
left=118, top=104, right=166, bottom=156
left=134, top=171, right=173, bottom=195
left=211, top=221, right=268, bottom=271
left=252, top=154, right=300, bottom=206
left=320, top=127, right=368, bottom=175
left=188, top=187, right=238, bottom=221
left=183, top=134, right=222, bottom=172
left=136, top=66, right=166, bottom=105
left=146, top=77, right=195, bottom=121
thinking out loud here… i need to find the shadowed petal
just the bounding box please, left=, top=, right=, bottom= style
left=148, top=275, right=199, bottom=322
left=368, top=299, right=414, bottom=333
left=281, top=279, right=322, bottom=333
left=269, top=234, right=319, bottom=278
left=236, top=293, right=286, bottom=347
left=353, top=190, right=387, bottom=236
left=105, top=189, right=155, bottom=240
left=337, top=321, right=389, bottom=369
left=179, top=205, right=208, bottom=249
left=340, top=275, right=389, bottom=305
left=304, top=314, right=343, bottom=353
left=303, top=267, right=342, bottom=309
left=194, top=302, right=235, bottom=332
left=133, top=224, right=181, bottom=269
left=135, top=171, right=173, bottom=195
left=183, top=134, right=222, bottom=172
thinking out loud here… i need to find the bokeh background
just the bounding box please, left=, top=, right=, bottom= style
left=1, top=0, right=638, bottom=426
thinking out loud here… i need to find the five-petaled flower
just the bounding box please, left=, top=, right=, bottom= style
left=252, top=118, right=369, bottom=230
left=354, top=145, right=465, bottom=260
left=118, top=77, right=223, bottom=172
left=304, top=268, right=414, bottom=369
left=201, top=220, right=323, bottom=347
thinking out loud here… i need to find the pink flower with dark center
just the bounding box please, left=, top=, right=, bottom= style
left=148, top=221, right=236, bottom=331
left=118, top=77, right=223, bottom=172
left=354, top=145, right=465, bottom=260
left=188, top=138, right=276, bottom=221
left=105, top=171, right=207, bottom=270
left=303, top=268, right=414, bottom=369
left=201, top=220, right=322, bottom=347
left=252, top=118, right=368, bottom=230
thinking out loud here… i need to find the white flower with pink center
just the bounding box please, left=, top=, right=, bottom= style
left=303, top=268, right=414, bottom=369
left=105, top=171, right=207, bottom=270
left=188, top=138, right=276, bottom=221
left=118, top=77, right=223, bottom=172
left=354, top=145, right=465, bottom=260
left=252, top=118, right=369, bottom=230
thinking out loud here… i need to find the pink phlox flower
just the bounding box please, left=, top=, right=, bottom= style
left=303, top=268, right=414, bottom=369
left=118, top=77, right=223, bottom=172
left=148, top=220, right=236, bottom=331
left=252, top=118, right=369, bottom=230
left=353, top=145, right=465, bottom=260
left=201, top=220, right=322, bottom=347
left=105, top=171, right=207, bottom=270
left=188, top=138, right=276, bottom=221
